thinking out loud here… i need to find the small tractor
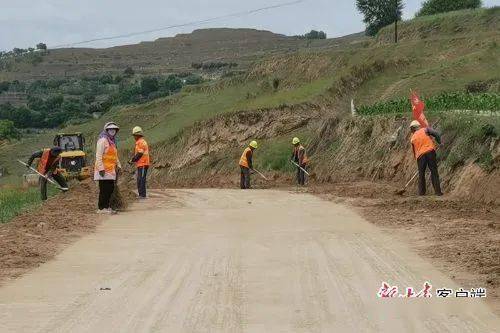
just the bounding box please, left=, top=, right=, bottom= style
left=53, top=133, right=91, bottom=180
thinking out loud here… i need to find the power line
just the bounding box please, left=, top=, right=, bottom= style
left=51, top=0, right=305, bottom=48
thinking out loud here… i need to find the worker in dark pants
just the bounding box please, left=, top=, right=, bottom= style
left=239, top=140, right=258, bottom=189
left=94, top=122, right=121, bottom=214
left=128, top=126, right=150, bottom=199
left=290, top=137, right=309, bottom=186
left=26, top=147, right=68, bottom=200
left=410, top=120, right=443, bottom=196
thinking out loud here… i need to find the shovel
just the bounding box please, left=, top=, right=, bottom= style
left=395, top=119, right=441, bottom=196
left=252, top=168, right=268, bottom=181
left=395, top=171, right=418, bottom=195
left=290, top=160, right=310, bottom=176
left=17, top=160, right=67, bottom=191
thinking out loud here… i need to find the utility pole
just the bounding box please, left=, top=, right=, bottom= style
left=394, top=0, right=399, bottom=43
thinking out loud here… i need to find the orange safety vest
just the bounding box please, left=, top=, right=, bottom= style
left=134, top=137, right=150, bottom=167
left=101, top=141, right=118, bottom=174
left=239, top=147, right=252, bottom=168
left=411, top=128, right=436, bottom=159
left=37, top=149, right=60, bottom=175
left=293, top=145, right=309, bottom=165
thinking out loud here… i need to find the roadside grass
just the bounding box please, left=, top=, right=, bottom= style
left=256, top=130, right=312, bottom=172
left=439, top=114, right=499, bottom=171
left=0, top=186, right=56, bottom=223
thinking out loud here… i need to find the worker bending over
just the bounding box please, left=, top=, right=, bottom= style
left=410, top=120, right=443, bottom=196
left=128, top=126, right=150, bottom=199
left=291, top=137, right=309, bottom=186
left=26, top=146, right=68, bottom=200
left=239, top=140, right=258, bottom=189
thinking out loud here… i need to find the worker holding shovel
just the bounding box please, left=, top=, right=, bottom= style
left=239, top=140, right=258, bottom=189
left=290, top=137, right=309, bottom=186
left=25, top=146, right=69, bottom=200
left=410, top=120, right=443, bottom=196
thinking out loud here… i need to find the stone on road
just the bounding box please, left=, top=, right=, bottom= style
left=0, top=189, right=498, bottom=332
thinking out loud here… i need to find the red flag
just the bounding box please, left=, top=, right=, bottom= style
left=410, top=91, right=429, bottom=128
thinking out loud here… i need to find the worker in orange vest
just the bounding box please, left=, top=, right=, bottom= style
left=290, top=137, right=309, bottom=186
left=239, top=140, right=258, bottom=189
left=26, top=146, right=68, bottom=200
left=94, top=122, right=121, bottom=214
left=128, top=126, right=150, bottom=199
left=410, top=120, right=443, bottom=196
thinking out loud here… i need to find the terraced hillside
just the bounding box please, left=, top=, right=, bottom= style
left=0, top=28, right=365, bottom=80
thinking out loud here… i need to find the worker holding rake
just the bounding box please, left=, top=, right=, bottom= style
left=26, top=146, right=69, bottom=200
left=290, top=137, right=309, bottom=186
left=239, top=140, right=258, bottom=189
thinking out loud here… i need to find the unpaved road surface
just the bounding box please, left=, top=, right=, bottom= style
left=0, top=189, right=499, bottom=332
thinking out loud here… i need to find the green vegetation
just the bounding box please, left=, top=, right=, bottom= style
left=356, top=0, right=403, bottom=36
left=0, top=72, right=203, bottom=129
left=0, top=43, right=47, bottom=70
left=358, top=92, right=500, bottom=115
left=0, top=119, right=19, bottom=140
left=256, top=131, right=311, bottom=172
left=0, top=187, right=48, bottom=223
left=417, top=0, right=482, bottom=17
left=439, top=114, right=498, bottom=171
left=191, top=62, right=238, bottom=70
left=295, top=30, right=327, bottom=40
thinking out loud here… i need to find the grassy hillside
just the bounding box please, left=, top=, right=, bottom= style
left=0, top=8, right=499, bottom=195
left=0, top=28, right=365, bottom=81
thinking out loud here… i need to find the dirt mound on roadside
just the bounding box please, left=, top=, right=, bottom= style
left=0, top=179, right=132, bottom=285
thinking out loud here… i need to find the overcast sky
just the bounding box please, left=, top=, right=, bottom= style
left=1, top=0, right=499, bottom=51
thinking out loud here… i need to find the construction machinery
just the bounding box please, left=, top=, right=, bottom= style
left=53, top=133, right=91, bottom=180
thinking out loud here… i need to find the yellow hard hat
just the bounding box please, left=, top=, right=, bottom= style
left=292, top=137, right=300, bottom=145
left=410, top=120, right=421, bottom=129
left=249, top=140, right=258, bottom=149
left=132, top=126, right=143, bottom=135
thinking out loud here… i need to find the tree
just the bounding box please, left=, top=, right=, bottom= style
left=0, top=120, right=19, bottom=140
left=184, top=74, right=203, bottom=85
left=140, top=77, right=159, bottom=95
left=356, top=0, right=404, bottom=37
left=12, top=48, right=24, bottom=56
left=163, top=75, right=182, bottom=92
left=304, top=30, right=327, bottom=39
left=417, top=0, right=482, bottom=16
left=36, top=43, right=47, bottom=51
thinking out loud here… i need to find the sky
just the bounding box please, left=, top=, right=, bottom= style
left=1, top=0, right=499, bottom=51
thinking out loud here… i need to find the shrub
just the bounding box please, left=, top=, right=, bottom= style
left=163, top=75, right=182, bottom=92
left=140, top=77, right=159, bottom=95
left=0, top=119, right=19, bottom=140
left=184, top=74, right=203, bottom=85
left=417, top=0, right=482, bottom=17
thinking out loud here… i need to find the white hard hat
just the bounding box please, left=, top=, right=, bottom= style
left=410, top=120, right=421, bottom=129
left=104, top=122, right=120, bottom=131
left=132, top=126, right=143, bottom=135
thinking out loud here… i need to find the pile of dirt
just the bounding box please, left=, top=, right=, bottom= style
left=0, top=179, right=132, bottom=285
left=310, top=181, right=500, bottom=314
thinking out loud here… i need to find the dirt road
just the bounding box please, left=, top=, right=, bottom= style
left=0, top=189, right=498, bottom=332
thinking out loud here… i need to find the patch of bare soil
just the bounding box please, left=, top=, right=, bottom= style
left=0, top=179, right=132, bottom=286
left=310, top=181, right=500, bottom=315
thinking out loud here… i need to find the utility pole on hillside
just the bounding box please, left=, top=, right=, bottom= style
left=394, top=0, right=399, bottom=43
